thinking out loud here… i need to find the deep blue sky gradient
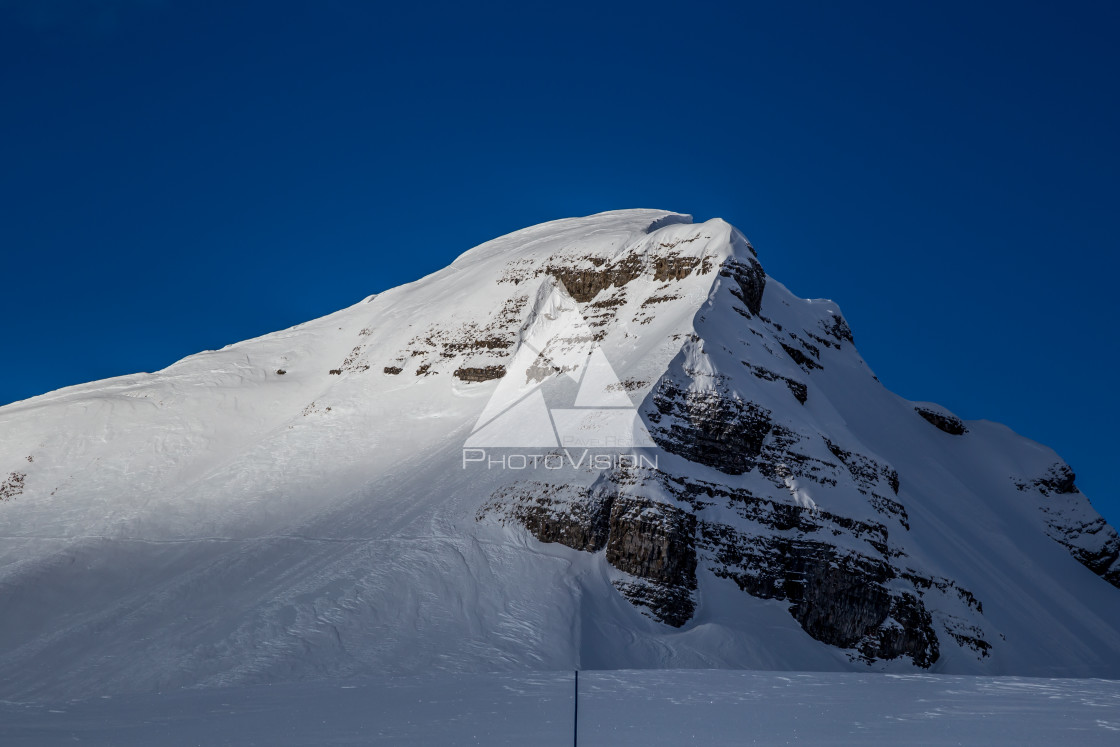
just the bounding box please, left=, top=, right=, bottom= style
left=2, top=1, right=1118, bottom=523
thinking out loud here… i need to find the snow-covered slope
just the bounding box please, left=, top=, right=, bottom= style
left=1, top=209, right=1118, bottom=699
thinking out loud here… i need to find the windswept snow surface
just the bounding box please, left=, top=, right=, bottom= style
left=0, top=671, right=1118, bottom=746
left=1, top=209, right=1119, bottom=700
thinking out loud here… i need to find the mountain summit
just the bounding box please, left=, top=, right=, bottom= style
left=2, top=209, right=1119, bottom=698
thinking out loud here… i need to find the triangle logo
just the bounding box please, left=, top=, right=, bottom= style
left=464, top=277, right=655, bottom=449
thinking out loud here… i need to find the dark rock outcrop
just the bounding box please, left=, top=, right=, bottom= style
left=867, top=493, right=910, bottom=530
left=1032, top=463, right=1078, bottom=495
left=478, top=482, right=612, bottom=553
left=1041, top=509, right=1120, bottom=590
left=943, top=620, right=993, bottom=659
left=793, top=554, right=892, bottom=648
left=454, top=365, right=507, bottom=383
left=820, top=314, right=854, bottom=345
left=479, top=483, right=698, bottom=626
left=859, top=594, right=940, bottom=668
left=824, top=438, right=900, bottom=495
left=1068, top=535, right=1120, bottom=589
left=780, top=342, right=823, bottom=372
left=822, top=440, right=907, bottom=527
left=611, top=579, right=696, bottom=629
left=1013, top=462, right=1120, bottom=589
left=720, top=256, right=766, bottom=316
left=480, top=459, right=976, bottom=665
left=382, top=298, right=524, bottom=379
left=337, top=345, right=371, bottom=373
left=915, top=407, right=968, bottom=435
left=647, top=381, right=772, bottom=475
left=541, top=248, right=712, bottom=305
left=606, top=497, right=698, bottom=627
left=699, top=517, right=939, bottom=666
left=634, top=462, right=942, bottom=667
left=606, top=497, right=697, bottom=588
left=742, top=362, right=808, bottom=405
left=0, top=472, right=25, bottom=501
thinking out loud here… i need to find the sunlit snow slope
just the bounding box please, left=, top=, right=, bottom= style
left=1, top=209, right=1118, bottom=699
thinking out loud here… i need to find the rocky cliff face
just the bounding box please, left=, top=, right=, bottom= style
left=914, top=405, right=968, bottom=436
left=480, top=479, right=698, bottom=627
left=647, top=377, right=773, bottom=475
left=1015, top=463, right=1120, bottom=589
left=4, top=209, right=1119, bottom=698
left=471, top=212, right=1109, bottom=670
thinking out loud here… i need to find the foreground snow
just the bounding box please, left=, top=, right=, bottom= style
left=1, top=670, right=1117, bottom=746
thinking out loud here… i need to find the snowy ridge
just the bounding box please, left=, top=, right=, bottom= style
left=1, top=209, right=1119, bottom=699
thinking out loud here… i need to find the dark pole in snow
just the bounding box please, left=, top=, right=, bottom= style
left=573, top=669, right=579, bottom=747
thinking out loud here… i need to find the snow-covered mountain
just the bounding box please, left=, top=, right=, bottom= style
left=2, top=209, right=1119, bottom=699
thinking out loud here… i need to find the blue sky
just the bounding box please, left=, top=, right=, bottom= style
left=2, top=1, right=1117, bottom=524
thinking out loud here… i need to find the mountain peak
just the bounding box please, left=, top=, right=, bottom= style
left=2, top=211, right=1119, bottom=698
left=450, top=209, right=696, bottom=267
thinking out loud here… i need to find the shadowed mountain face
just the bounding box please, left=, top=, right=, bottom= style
left=1, top=209, right=1119, bottom=699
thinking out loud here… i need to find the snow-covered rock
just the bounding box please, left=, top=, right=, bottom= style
left=1, top=209, right=1119, bottom=699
